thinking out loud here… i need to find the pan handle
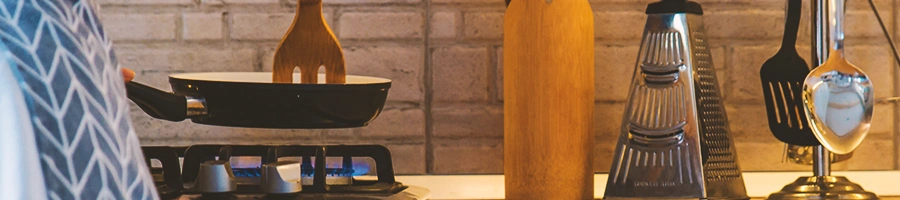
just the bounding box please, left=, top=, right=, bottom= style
left=126, top=82, right=189, bottom=122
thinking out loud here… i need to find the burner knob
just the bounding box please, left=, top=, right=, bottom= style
left=194, top=160, right=237, bottom=193
left=261, top=161, right=303, bottom=194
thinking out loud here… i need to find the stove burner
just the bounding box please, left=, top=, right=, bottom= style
left=301, top=171, right=353, bottom=186
left=232, top=167, right=354, bottom=186
left=302, top=167, right=355, bottom=178
left=233, top=168, right=262, bottom=178
left=142, top=145, right=407, bottom=199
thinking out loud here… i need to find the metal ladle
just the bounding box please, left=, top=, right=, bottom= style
left=801, top=0, right=874, bottom=155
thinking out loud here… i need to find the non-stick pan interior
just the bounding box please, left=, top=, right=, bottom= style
left=169, top=72, right=390, bottom=85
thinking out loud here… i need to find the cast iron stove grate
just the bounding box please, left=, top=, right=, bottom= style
left=142, top=145, right=407, bottom=199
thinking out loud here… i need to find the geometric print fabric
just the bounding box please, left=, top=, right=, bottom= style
left=0, top=0, right=157, bottom=199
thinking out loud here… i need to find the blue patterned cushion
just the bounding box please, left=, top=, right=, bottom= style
left=0, top=0, right=157, bottom=199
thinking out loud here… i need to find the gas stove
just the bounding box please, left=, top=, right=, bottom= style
left=141, top=145, right=430, bottom=200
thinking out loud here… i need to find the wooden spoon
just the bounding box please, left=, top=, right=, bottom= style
left=272, top=0, right=346, bottom=84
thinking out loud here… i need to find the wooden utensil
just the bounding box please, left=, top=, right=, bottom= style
left=272, top=0, right=346, bottom=84
left=760, top=0, right=820, bottom=146
left=504, top=0, right=594, bottom=199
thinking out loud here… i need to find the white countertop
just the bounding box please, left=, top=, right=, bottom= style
left=385, top=171, right=900, bottom=199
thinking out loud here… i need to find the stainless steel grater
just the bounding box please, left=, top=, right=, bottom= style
left=604, top=1, right=748, bottom=199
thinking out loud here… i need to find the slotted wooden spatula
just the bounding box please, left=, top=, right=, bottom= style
left=272, top=0, right=346, bottom=84
left=760, top=0, right=819, bottom=146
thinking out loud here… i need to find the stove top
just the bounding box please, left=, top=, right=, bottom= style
left=141, top=145, right=428, bottom=200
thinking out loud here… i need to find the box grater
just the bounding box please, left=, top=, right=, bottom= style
left=603, top=1, right=749, bottom=199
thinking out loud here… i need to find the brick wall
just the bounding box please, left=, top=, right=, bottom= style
left=98, top=0, right=900, bottom=174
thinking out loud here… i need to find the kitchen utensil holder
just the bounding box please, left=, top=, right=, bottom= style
left=767, top=0, right=878, bottom=199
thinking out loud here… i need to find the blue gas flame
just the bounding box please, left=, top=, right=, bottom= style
left=229, top=158, right=373, bottom=177
left=351, top=161, right=370, bottom=176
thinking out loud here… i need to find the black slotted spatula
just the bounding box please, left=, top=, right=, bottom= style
left=760, top=0, right=820, bottom=146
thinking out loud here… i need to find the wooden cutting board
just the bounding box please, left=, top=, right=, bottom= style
left=503, top=0, right=595, bottom=199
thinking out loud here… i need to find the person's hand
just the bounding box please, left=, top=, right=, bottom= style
left=121, top=68, right=135, bottom=83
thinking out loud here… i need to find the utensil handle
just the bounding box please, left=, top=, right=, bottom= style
left=780, top=0, right=803, bottom=52
left=828, top=0, right=845, bottom=51
left=125, top=82, right=188, bottom=122
left=814, top=0, right=844, bottom=62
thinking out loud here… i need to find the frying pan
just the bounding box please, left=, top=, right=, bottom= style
left=126, top=72, right=391, bottom=129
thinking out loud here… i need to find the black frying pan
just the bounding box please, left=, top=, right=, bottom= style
left=126, top=72, right=391, bottom=129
